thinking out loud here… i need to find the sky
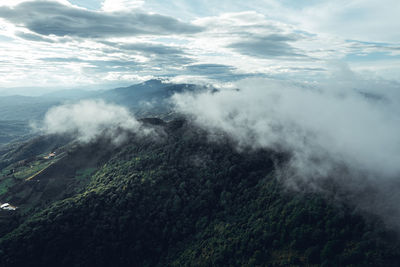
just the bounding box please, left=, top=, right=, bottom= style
left=0, top=0, right=399, bottom=92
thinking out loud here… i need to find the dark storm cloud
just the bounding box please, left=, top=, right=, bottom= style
left=228, top=34, right=307, bottom=59
left=185, top=64, right=237, bottom=81
left=186, top=64, right=236, bottom=75
left=0, top=1, right=203, bottom=39
left=347, top=40, right=400, bottom=52
left=101, top=41, right=187, bottom=57
left=114, top=43, right=185, bottom=55
left=15, top=31, right=55, bottom=43
left=150, top=54, right=193, bottom=67
left=100, top=41, right=194, bottom=66
left=285, top=67, right=326, bottom=72
left=41, top=56, right=143, bottom=71
left=40, top=57, right=84, bottom=63
left=41, top=43, right=192, bottom=71
left=184, top=64, right=263, bottom=81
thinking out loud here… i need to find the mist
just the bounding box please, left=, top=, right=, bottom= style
left=40, top=99, right=150, bottom=144
left=172, top=75, right=400, bottom=228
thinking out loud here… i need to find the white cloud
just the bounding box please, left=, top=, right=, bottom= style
left=0, top=1, right=399, bottom=89
left=172, top=75, right=400, bottom=179
left=0, top=0, right=73, bottom=7
left=0, top=0, right=29, bottom=7
left=41, top=99, right=151, bottom=144
left=101, top=0, right=144, bottom=12
left=298, top=0, right=400, bottom=43
left=172, top=68, right=400, bottom=228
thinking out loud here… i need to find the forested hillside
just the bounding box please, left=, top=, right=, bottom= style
left=0, top=119, right=399, bottom=266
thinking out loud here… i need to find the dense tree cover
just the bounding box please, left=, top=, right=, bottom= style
left=0, top=119, right=399, bottom=266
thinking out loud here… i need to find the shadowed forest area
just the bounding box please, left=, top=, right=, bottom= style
left=0, top=119, right=399, bottom=266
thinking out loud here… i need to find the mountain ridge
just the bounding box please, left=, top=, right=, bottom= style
left=0, top=79, right=199, bottom=146
left=0, top=118, right=399, bottom=266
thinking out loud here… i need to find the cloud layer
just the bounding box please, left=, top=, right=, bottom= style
left=228, top=34, right=306, bottom=59
left=0, top=1, right=399, bottom=89
left=0, top=1, right=202, bottom=38
left=172, top=75, right=400, bottom=227
left=41, top=99, right=149, bottom=144
left=173, top=77, right=400, bottom=178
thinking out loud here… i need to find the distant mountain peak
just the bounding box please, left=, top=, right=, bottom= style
left=143, top=78, right=167, bottom=86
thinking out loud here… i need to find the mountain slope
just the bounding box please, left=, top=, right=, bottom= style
left=0, top=119, right=399, bottom=266
left=0, top=121, right=33, bottom=146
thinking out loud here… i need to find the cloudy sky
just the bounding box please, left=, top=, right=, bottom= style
left=0, top=0, right=399, bottom=91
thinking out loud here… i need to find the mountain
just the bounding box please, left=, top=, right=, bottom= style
left=99, top=79, right=202, bottom=116
left=0, top=118, right=399, bottom=266
left=0, top=80, right=199, bottom=146
left=40, top=89, right=98, bottom=100
left=0, top=79, right=200, bottom=122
